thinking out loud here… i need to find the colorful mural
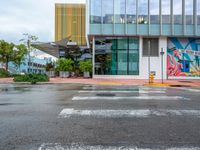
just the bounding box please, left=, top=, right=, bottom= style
left=167, top=38, right=200, bottom=77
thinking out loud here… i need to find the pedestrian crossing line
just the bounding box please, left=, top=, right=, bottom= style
left=38, top=143, right=200, bottom=150
left=78, top=90, right=166, bottom=94
left=176, top=87, right=200, bottom=93
left=72, top=96, right=190, bottom=101
left=82, top=86, right=167, bottom=91
left=58, top=108, right=200, bottom=118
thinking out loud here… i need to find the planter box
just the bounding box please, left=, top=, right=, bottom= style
left=83, top=72, right=90, bottom=78
left=59, top=71, right=70, bottom=78
left=46, top=71, right=55, bottom=78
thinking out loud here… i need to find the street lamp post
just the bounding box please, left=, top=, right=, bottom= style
left=160, top=48, right=165, bottom=84
left=148, top=40, right=151, bottom=84
left=27, top=39, right=31, bottom=73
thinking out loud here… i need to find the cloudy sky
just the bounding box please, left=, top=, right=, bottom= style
left=0, top=0, right=85, bottom=44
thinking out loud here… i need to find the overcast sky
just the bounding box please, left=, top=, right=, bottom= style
left=0, top=0, right=85, bottom=44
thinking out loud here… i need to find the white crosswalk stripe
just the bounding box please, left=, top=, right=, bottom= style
left=59, top=108, right=200, bottom=118
left=72, top=96, right=190, bottom=101
left=38, top=143, right=200, bottom=150
left=78, top=90, right=166, bottom=94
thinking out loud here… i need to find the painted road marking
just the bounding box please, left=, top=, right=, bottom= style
left=58, top=108, right=200, bottom=118
left=78, top=90, right=166, bottom=94
left=82, top=86, right=167, bottom=91
left=72, top=96, right=190, bottom=101
left=38, top=143, right=200, bottom=150
left=179, top=88, right=200, bottom=93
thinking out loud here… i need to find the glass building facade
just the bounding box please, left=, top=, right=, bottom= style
left=88, top=0, right=200, bottom=78
left=95, top=37, right=139, bottom=75
left=89, top=0, right=200, bottom=36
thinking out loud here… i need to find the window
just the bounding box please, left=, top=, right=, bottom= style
left=150, top=0, right=160, bottom=24
left=198, top=0, right=200, bottom=25
left=173, top=0, right=182, bottom=24
left=185, top=0, right=193, bottom=25
left=90, top=0, right=102, bottom=24
left=102, top=0, right=114, bottom=24
left=126, top=0, right=137, bottom=24
left=143, top=38, right=159, bottom=57
left=95, top=37, right=139, bottom=75
left=114, top=0, right=125, bottom=24
left=162, top=0, right=171, bottom=24
left=138, top=0, right=148, bottom=24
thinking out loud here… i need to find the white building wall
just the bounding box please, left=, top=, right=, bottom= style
left=140, top=37, right=167, bottom=79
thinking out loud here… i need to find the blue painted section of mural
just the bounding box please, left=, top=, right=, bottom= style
left=167, top=38, right=200, bottom=77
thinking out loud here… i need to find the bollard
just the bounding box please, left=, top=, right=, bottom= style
left=149, top=73, right=155, bottom=84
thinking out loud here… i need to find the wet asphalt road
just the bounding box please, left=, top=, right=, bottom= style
left=0, top=83, right=200, bottom=150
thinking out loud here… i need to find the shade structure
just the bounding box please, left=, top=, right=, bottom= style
left=32, top=37, right=75, bottom=58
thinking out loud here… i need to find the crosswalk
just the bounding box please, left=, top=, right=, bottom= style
left=38, top=85, right=200, bottom=150
left=58, top=85, right=197, bottom=119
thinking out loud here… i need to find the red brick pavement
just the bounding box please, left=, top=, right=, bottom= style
left=0, top=77, right=200, bottom=87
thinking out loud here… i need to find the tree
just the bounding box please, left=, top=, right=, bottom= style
left=0, top=40, right=15, bottom=71
left=13, top=44, right=28, bottom=70
left=20, top=33, right=38, bottom=73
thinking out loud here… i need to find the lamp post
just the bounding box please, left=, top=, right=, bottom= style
left=148, top=40, right=151, bottom=84
left=160, top=48, right=165, bottom=84
left=27, top=39, right=31, bottom=73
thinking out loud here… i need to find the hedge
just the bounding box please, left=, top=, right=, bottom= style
left=13, top=74, right=49, bottom=84
left=0, top=68, right=10, bottom=78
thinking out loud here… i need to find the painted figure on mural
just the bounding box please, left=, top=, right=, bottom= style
left=167, top=38, right=200, bottom=77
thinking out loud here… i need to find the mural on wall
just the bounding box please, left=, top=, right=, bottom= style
left=167, top=38, right=200, bottom=77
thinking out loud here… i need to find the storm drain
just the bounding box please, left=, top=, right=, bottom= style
left=96, top=93, right=116, bottom=97
left=179, top=81, right=193, bottom=83
left=170, top=85, right=191, bottom=87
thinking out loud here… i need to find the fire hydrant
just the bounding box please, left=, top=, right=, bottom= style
left=149, top=73, right=155, bottom=84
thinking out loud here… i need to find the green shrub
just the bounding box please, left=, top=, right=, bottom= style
left=13, top=74, right=49, bottom=84
left=56, top=58, right=74, bottom=72
left=0, top=68, right=10, bottom=77
left=79, top=60, right=92, bottom=72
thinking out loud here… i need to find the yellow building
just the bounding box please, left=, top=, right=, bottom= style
left=55, top=4, right=86, bottom=46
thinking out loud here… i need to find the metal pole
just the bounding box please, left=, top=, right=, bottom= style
left=148, top=40, right=151, bottom=84
left=161, top=48, right=164, bottom=84
left=27, top=39, right=31, bottom=73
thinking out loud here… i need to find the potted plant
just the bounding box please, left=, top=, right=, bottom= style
left=45, top=62, right=55, bottom=78
left=79, top=60, right=92, bottom=78
left=57, top=58, right=74, bottom=78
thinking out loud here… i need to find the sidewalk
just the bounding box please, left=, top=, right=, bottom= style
left=49, top=78, right=200, bottom=87
left=0, top=77, right=199, bottom=87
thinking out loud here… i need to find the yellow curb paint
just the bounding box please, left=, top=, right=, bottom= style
left=144, top=84, right=171, bottom=87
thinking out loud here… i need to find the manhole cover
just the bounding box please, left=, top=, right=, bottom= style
left=96, top=93, right=115, bottom=97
